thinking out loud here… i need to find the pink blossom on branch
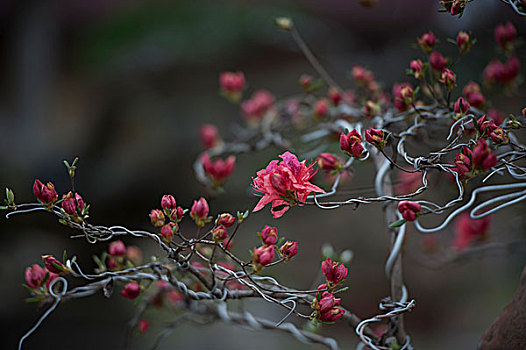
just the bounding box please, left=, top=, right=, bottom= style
left=321, top=257, right=348, bottom=284
left=251, top=151, right=325, bottom=218
left=201, top=153, right=236, bottom=186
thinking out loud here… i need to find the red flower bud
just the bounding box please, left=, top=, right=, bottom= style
left=42, top=255, right=70, bottom=275
left=456, top=31, right=473, bottom=55
left=201, top=153, right=236, bottom=186
left=314, top=99, right=329, bottom=118
left=328, top=87, right=342, bottom=106
left=212, top=225, right=228, bottom=242
left=409, top=59, right=424, bottom=79
left=260, top=225, right=278, bottom=245
left=61, top=192, right=85, bottom=216
left=363, top=100, right=381, bottom=118
left=253, top=245, right=275, bottom=271
left=121, top=282, right=141, bottom=299
left=149, top=209, right=165, bottom=228
left=429, top=51, right=447, bottom=71
left=392, top=83, right=413, bottom=112
left=191, top=197, right=209, bottom=227
left=317, top=153, right=342, bottom=172
left=397, top=201, right=421, bottom=222
left=340, top=130, right=364, bottom=158
left=316, top=291, right=341, bottom=313
left=365, top=128, right=386, bottom=150
left=453, top=212, right=491, bottom=251
left=160, top=222, right=177, bottom=242
left=321, top=257, right=348, bottom=284
left=161, top=194, right=177, bottom=211
left=25, top=264, right=47, bottom=289
left=463, top=82, right=485, bottom=109
left=440, top=68, right=456, bottom=91
left=453, top=97, right=470, bottom=119
left=109, top=240, right=126, bottom=257
left=279, top=241, right=298, bottom=261
left=241, top=90, right=275, bottom=123
left=299, top=74, right=312, bottom=91
left=126, top=246, right=142, bottom=265
left=219, top=71, right=245, bottom=102
left=472, top=139, right=497, bottom=170
left=494, top=22, right=517, bottom=52
left=169, top=206, right=185, bottom=223
left=199, top=124, right=220, bottom=149
left=217, top=213, right=236, bottom=227
left=138, top=319, right=149, bottom=334
left=33, top=179, right=58, bottom=205
left=319, top=307, right=345, bottom=323
left=454, top=147, right=473, bottom=179
left=417, top=31, right=436, bottom=53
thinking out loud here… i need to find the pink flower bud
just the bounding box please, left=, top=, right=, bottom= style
left=454, top=147, right=473, bottom=179
left=351, top=65, right=375, bottom=89
left=317, top=153, right=341, bottom=172
left=328, top=87, right=342, bottom=106
left=319, top=307, right=345, bottom=323
left=363, top=100, right=380, bottom=118
left=45, top=271, right=59, bottom=289
left=490, top=127, right=510, bottom=145
left=126, top=246, right=142, bottom=265
left=392, top=83, right=413, bottom=112
left=149, top=209, right=165, bottom=228
left=429, top=51, right=447, bottom=71
left=160, top=222, right=177, bottom=242
left=25, top=264, right=47, bottom=289
left=33, top=179, right=58, bottom=205
left=316, top=291, right=341, bottom=313
left=253, top=245, right=275, bottom=271
left=417, top=31, right=436, bottom=53
left=463, top=82, right=486, bottom=109
left=453, top=97, right=470, bottom=119
left=121, top=282, right=141, bottom=299
left=241, top=90, right=275, bottom=123
left=61, top=192, right=85, bottom=216
left=260, top=225, right=278, bottom=245
left=138, top=319, right=149, bottom=334
left=212, top=225, right=228, bottom=242
left=472, top=139, right=497, bottom=170
left=397, top=201, right=421, bottom=222
left=299, top=74, right=312, bottom=91
left=409, top=59, right=424, bottom=79
left=456, top=31, right=473, bottom=55
left=279, top=241, right=298, bottom=261
left=440, top=68, right=456, bottom=91
left=365, top=128, right=386, bottom=150
left=201, top=153, right=236, bottom=186
left=42, top=255, right=70, bottom=275
left=217, top=213, right=236, bottom=227
left=109, top=240, right=126, bottom=257
left=161, top=194, right=177, bottom=211
left=321, top=257, right=348, bottom=284
left=169, top=206, right=185, bottom=222
left=340, top=130, right=364, bottom=158
left=220, top=71, right=245, bottom=93
left=199, top=124, right=220, bottom=149
left=453, top=212, right=491, bottom=251
left=191, top=197, right=209, bottom=227
left=494, top=22, right=517, bottom=52
left=314, top=99, right=329, bottom=118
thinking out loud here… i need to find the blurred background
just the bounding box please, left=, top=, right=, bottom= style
left=0, top=0, right=525, bottom=349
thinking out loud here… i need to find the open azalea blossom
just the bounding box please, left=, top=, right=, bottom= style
left=251, top=151, right=325, bottom=218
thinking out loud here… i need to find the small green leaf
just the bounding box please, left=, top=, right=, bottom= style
left=447, top=38, right=457, bottom=45
left=389, top=219, right=406, bottom=228
left=25, top=297, right=44, bottom=304
left=276, top=237, right=286, bottom=246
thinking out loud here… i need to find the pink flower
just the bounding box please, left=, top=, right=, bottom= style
left=453, top=212, right=491, bottom=251
left=121, top=282, right=141, bottom=299
left=191, top=197, right=209, bottom=227
left=279, top=241, right=298, bottom=261
left=201, top=153, right=236, bottom=186
left=299, top=74, right=312, bottom=91
left=109, top=240, right=126, bottom=257
left=397, top=201, right=421, bottom=222
left=25, top=264, right=47, bottom=289
left=429, top=51, right=447, bottom=71
left=484, top=57, right=520, bottom=85
left=260, top=225, right=278, bottom=245
left=138, top=319, right=150, bottom=334
left=33, top=179, right=58, bottom=205
left=472, top=139, right=497, bottom=170
left=161, top=194, right=177, bottom=211
left=253, top=245, right=275, bottom=271
left=149, top=209, right=165, bottom=228
left=217, top=213, right=236, bottom=227
left=321, top=257, right=348, bottom=284
left=463, top=82, right=485, bottom=109
left=169, top=206, right=185, bottom=223
left=61, top=192, right=85, bottom=216
left=317, top=153, right=342, bottom=172
left=212, top=225, right=228, bottom=242
left=494, top=22, right=517, bottom=51
left=417, top=31, right=436, bottom=53
left=351, top=65, right=375, bottom=87
left=241, top=90, right=275, bottom=122
left=251, top=152, right=325, bottom=218
left=340, top=129, right=364, bottom=158
left=199, top=124, right=220, bottom=149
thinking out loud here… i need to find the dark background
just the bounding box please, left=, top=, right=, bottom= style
left=0, top=0, right=525, bottom=349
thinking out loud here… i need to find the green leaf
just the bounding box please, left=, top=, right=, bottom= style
left=276, top=237, right=285, bottom=246
left=447, top=38, right=457, bottom=45
left=389, top=219, right=406, bottom=228
left=0, top=206, right=8, bottom=210
left=25, top=297, right=44, bottom=303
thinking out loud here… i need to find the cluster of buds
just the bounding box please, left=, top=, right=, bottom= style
left=105, top=240, right=143, bottom=271
left=440, top=68, right=456, bottom=91
left=252, top=225, right=299, bottom=271
left=351, top=65, right=378, bottom=93
left=397, top=201, right=421, bottom=222
left=456, top=31, right=474, bottom=55
left=463, top=82, right=486, bottom=109
left=340, top=129, right=364, bottom=158
left=362, top=99, right=381, bottom=118
left=219, top=71, right=245, bottom=102
left=408, top=59, right=424, bottom=79
left=429, top=51, right=448, bottom=72
left=417, top=31, right=436, bottom=54
left=365, top=128, right=387, bottom=151
left=241, top=90, right=275, bottom=123
left=151, top=280, right=185, bottom=307
left=317, top=153, right=344, bottom=174
left=454, top=139, right=497, bottom=179
left=211, top=214, right=233, bottom=242
left=201, top=153, right=236, bottom=187
left=313, top=99, right=329, bottom=119
left=453, top=212, right=492, bottom=251
left=494, top=22, right=517, bottom=54
left=453, top=97, right=470, bottom=120
left=477, top=115, right=510, bottom=145
left=392, top=83, right=414, bottom=112
left=190, top=197, right=210, bottom=228
left=149, top=194, right=186, bottom=242
left=121, top=282, right=142, bottom=300
left=32, top=179, right=58, bottom=207
left=483, top=56, right=520, bottom=86
left=199, top=124, right=220, bottom=150
left=24, top=263, right=59, bottom=299
left=61, top=191, right=86, bottom=221
left=311, top=257, right=348, bottom=323
left=440, top=0, right=468, bottom=17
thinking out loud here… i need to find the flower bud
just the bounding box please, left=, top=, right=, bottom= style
left=253, top=245, right=275, bottom=271
left=121, top=282, right=141, bottom=299
left=149, top=209, right=165, bottom=228
left=199, top=124, right=220, bottom=149
left=494, top=22, right=517, bottom=52
left=25, top=264, right=46, bottom=289
left=340, top=130, right=364, bottom=158
left=217, top=213, right=236, bottom=227
left=219, top=71, right=245, bottom=102
left=400, top=85, right=414, bottom=105
left=473, top=139, right=497, bottom=170
left=454, top=147, right=473, bottom=179
left=453, top=212, right=491, bottom=251
left=33, top=179, right=58, bottom=205
left=397, top=201, right=421, bottom=222
left=314, top=99, right=329, bottom=118
left=201, top=153, right=236, bottom=186
left=161, top=194, right=177, bottom=211
left=138, top=319, right=149, bottom=334
left=279, top=241, right=298, bottom=261
left=365, top=128, right=387, bottom=150
left=477, top=115, right=497, bottom=136
left=417, top=31, right=436, bottom=53
left=321, top=257, right=348, bottom=284
left=392, top=83, right=413, bottom=112
left=429, top=51, right=447, bottom=71
left=241, top=90, right=275, bottom=123
left=409, top=59, right=424, bottom=79
left=160, top=222, right=177, bottom=243
left=317, top=153, right=342, bottom=172
left=456, top=31, right=473, bottom=55
left=363, top=100, right=380, bottom=118
left=126, top=246, right=142, bottom=265
left=169, top=206, right=185, bottom=223
left=109, top=240, right=126, bottom=257
left=453, top=97, right=470, bottom=119
left=42, top=255, right=70, bottom=275
left=319, top=307, right=345, bottom=323
left=299, top=74, right=312, bottom=91
left=260, top=225, right=278, bottom=245
left=440, top=68, right=456, bottom=92
left=212, top=225, right=228, bottom=242
left=191, top=197, right=209, bottom=227
left=61, top=192, right=85, bottom=217
left=328, top=87, right=342, bottom=106
left=490, top=127, right=510, bottom=145
left=315, top=291, right=341, bottom=313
